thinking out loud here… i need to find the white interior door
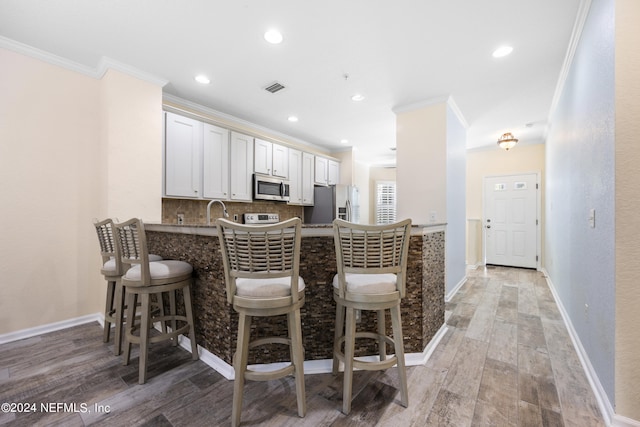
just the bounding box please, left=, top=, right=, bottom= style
left=484, top=173, right=538, bottom=268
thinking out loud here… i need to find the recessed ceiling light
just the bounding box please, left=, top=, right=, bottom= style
left=264, top=29, right=283, bottom=44
left=492, top=46, right=513, bottom=58
left=288, top=116, right=298, bottom=122
left=194, top=75, right=210, bottom=84
left=340, top=139, right=349, bottom=144
left=351, top=94, right=365, bottom=102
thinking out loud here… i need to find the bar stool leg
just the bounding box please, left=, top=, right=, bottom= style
left=288, top=309, right=306, bottom=417
left=182, top=284, right=199, bottom=360
left=390, top=305, right=408, bottom=407
left=138, top=293, right=151, bottom=385
left=122, top=292, right=137, bottom=366
left=332, top=302, right=345, bottom=375
left=342, top=307, right=357, bottom=415
left=169, top=290, right=178, bottom=346
left=113, top=282, right=124, bottom=356
left=232, top=313, right=251, bottom=427
left=103, top=281, right=116, bottom=343
left=377, top=310, right=387, bottom=361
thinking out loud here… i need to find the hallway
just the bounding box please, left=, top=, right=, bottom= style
left=0, top=267, right=605, bottom=426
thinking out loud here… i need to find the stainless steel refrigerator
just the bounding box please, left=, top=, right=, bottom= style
left=304, top=184, right=360, bottom=224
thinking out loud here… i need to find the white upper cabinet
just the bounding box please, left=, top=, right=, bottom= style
left=254, top=138, right=272, bottom=176
left=165, top=112, right=202, bottom=198
left=254, top=138, right=289, bottom=179
left=314, top=156, right=339, bottom=186
left=202, top=123, right=229, bottom=200
left=302, top=152, right=315, bottom=205
left=288, top=150, right=314, bottom=206
left=328, top=159, right=340, bottom=185
left=314, top=156, right=329, bottom=185
left=288, top=149, right=303, bottom=205
left=272, top=143, right=289, bottom=178
left=164, top=112, right=254, bottom=202
left=230, top=132, right=254, bottom=201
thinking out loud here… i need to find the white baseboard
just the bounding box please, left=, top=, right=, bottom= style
left=613, top=414, right=640, bottom=427
left=541, top=268, right=616, bottom=426
left=167, top=323, right=450, bottom=381
left=466, top=262, right=482, bottom=270
left=0, top=313, right=102, bottom=345
left=445, top=276, right=468, bottom=302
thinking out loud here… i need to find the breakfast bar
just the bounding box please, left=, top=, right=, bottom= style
left=144, top=223, right=446, bottom=368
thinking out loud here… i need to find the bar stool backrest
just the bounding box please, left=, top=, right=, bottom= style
left=333, top=218, right=412, bottom=298
left=114, top=218, right=151, bottom=286
left=94, top=218, right=122, bottom=277
left=216, top=217, right=302, bottom=305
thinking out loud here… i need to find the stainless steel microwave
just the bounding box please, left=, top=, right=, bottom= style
left=253, top=174, right=290, bottom=202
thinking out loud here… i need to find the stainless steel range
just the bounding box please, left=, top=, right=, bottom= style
left=243, top=213, right=280, bottom=224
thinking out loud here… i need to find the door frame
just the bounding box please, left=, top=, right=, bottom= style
left=482, top=171, right=542, bottom=270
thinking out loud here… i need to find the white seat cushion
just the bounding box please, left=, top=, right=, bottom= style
left=102, top=254, right=162, bottom=273
left=236, top=276, right=306, bottom=298
left=123, top=260, right=192, bottom=281
left=332, top=273, right=397, bottom=294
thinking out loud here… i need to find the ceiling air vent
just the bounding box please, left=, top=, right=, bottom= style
left=264, top=82, right=286, bottom=93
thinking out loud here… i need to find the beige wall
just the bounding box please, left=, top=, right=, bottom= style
left=615, top=0, right=640, bottom=419
left=0, top=47, right=163, bottom=335
left=396, top=103, right=447, bottom=224
left=102, top=70, right=163, bottom=222
left=466, top=144, right=545, bottom=265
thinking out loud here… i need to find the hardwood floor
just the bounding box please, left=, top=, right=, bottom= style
left=0, top=267, right=605, bottom=426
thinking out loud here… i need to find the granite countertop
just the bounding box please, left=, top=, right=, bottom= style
left=146, top=222, right=447, bottom=237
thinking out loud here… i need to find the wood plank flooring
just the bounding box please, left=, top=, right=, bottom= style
left=0, top=266, right=605, bottom=426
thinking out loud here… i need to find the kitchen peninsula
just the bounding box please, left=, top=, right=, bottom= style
left=145, top=222, right=445, bottom=370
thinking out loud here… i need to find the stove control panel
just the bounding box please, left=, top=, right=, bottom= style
left=243, top=213, right=280, bottom=224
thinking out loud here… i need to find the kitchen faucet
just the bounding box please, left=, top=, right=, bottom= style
left=207, top=199, right=229, bottom=225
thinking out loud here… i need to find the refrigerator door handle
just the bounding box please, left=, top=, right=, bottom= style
left=346, top=199, right=352, bottom=222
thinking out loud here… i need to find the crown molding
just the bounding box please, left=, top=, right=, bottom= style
left=163, top=93, right=329, bottom=155
left=0, top=35, right=167, bottom=87
left=392, top=95, right=469, bottom=129
left=547, top=0, right=593, bottom=124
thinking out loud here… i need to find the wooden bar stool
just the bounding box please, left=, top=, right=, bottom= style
left=332, top=218, right=412, bottom=414
left=114, top=218, right=199, bottom=384
left=93, top=218, right=163, bottom=356
left=216, top=217, right=306, bottom=427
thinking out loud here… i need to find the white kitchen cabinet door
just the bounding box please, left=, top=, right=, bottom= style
left=328, top=160, right=340, bottom=185
left=254, top=138, right=272, bottom=176
left=230, top=132, right=254, bottom=201
left=272, top=143, right=289, bottom=179
left=165, top=112, right=202, bottom=198
left=288, top=148, right=303, bottom=205
left=302, top=152, right=315, bottom=205
left=202, top=123, right=229, bottom=200
left=314, top=156, right=328, bottom=185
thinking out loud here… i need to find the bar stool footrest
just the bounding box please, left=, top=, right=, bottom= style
left=334, top=331, right=399, bottom=371
left=244, top=364, right=296, bottom=381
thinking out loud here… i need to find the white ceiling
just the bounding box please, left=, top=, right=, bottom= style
left=0, top=0, right=583, bottom=165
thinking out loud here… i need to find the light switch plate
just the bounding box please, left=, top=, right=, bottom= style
left=589, top=209, right=595, bottom=228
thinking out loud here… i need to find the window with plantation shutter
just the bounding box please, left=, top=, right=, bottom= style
left=375, top=181, right=397, bottom=224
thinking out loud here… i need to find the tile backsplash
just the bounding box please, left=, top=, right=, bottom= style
left=162, top=198, right=304, bottom=225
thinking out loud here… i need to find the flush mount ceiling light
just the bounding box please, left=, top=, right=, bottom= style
left=351, top=94, right=365, bottom=102
left=340, top=139, right=349, bottom=144
left=497, top=132, right=519, bottom=151
left=287, top=116, right=298, bottom=122
left=264, top=29, right=283, bottom=44
left=492, top=45, right=513, bottom=58
left=194, top=75, right=211, bottom=84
